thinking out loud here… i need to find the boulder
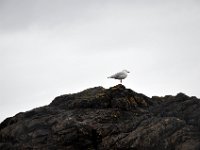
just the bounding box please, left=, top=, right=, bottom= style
left=0, top=84, right=199, bottom=150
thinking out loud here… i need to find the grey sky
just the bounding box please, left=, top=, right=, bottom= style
left=1, top=0, right=200, bottom=122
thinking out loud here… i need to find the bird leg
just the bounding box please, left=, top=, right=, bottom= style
left=120, top=79, right=122, bottom=83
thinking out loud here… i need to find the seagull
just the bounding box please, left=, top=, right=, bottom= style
left=107, top=70, right=130, bottom=83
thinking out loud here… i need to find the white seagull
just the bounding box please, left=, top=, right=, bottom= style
left=108, top=70, right=130, bottom=83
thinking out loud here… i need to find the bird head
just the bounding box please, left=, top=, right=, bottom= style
left=122, top=69, right=130, bottom=73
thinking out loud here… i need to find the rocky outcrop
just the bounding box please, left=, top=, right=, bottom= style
left=0, top=84, right=200, bottom=150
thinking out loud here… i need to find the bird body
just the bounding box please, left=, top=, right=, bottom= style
left=108, top=70, right=130, bottom=83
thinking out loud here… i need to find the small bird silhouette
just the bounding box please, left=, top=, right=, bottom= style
left=108, top=70, right=130, bottom=83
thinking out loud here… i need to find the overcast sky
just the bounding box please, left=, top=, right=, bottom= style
left=1, top=0, right=200, bottom=122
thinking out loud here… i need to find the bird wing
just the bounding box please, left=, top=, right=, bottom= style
left=109, top=72, right=126, bottom=79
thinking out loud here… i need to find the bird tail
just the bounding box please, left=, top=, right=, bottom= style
left=107, top=75, right=114, bottom=79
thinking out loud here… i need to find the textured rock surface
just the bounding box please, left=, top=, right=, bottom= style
left=0, top=84, right=200, bottom=150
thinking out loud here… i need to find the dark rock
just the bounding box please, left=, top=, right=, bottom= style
left=0, top=84, right=200, bottom=150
